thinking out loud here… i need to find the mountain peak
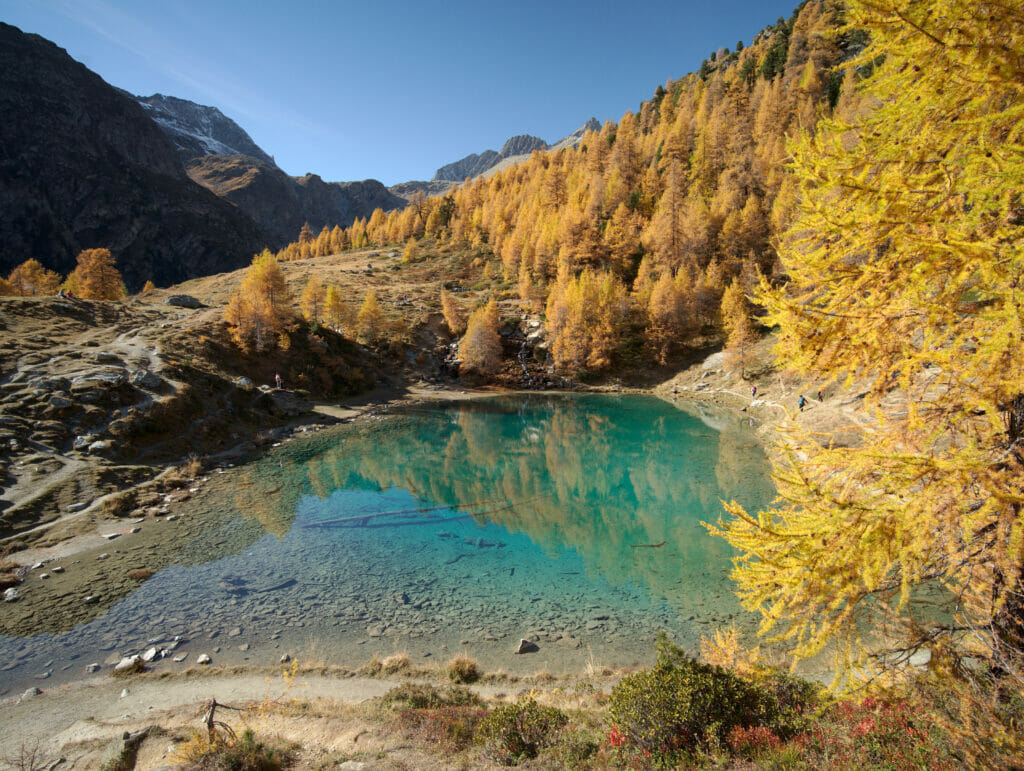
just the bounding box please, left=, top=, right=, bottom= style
left=137, top=94, right=276, bottom=167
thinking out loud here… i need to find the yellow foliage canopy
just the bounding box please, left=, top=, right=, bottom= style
left=459, top=298, right=502, bottom=376
left=7, top=259, right=62, bottom=296
left=711, top=0, right=1024, bottom=696
left=224, top=250, right=294, bottom=352
left=65, top=249, right=125, bottom=300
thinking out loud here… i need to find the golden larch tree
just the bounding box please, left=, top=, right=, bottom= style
left=64, top=249, right=125, bottom=300
left=324, top=284, right=353, bottom=335
left=719, top=278, right=757, bottom=377
left=402, top=237, right=418, bottom=263
left=459, top=298, right=502, bottom=376
left=300, top=275, right=327, bottom=323
left=355, top=290, right=384, bottom=343
left=7, top=259, right=62, bottom=296
left=710, top=3, right=1024, bottom=756
left=224, top=250, right=294, bottom=352
left=440, top=288, right=465, bottom=336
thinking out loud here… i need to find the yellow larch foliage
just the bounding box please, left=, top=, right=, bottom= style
left=324, top=284, right=353, bottom=335
left=224, top=250, right=294, bottom=352
left=355, top=290, right=384, bottom=343
left=709, top=0, right=1024, bottom=722
left=459, top=298, right=502, bottom=376
left=401, top=237, right=418, bottom=263
left=7, top=258, right=63, bottom=296
left=299, top=274, right=326, bottom=323
left=546, top=269, right=627, bottom=372
left=719, top=277, right=758, bottom=376
left=64, top=248, right=125, bottom=300
left=440, top=288, right=465, bottom=336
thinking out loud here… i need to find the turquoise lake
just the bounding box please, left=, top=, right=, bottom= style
left=0, top=393, right=776, bottom=691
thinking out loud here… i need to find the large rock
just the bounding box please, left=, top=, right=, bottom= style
left=266, top=389, right=312, bottom=417
left=130, top=369, right=162, bottom=388
left=164, top=294, right=202, bottom=309
left=514, top=638, right=539, bottom=654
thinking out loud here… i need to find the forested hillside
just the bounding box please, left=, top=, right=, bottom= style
left=272, top=0, right=857, bottom=373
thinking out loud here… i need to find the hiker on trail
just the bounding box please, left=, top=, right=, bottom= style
left=817, top=388, right=824, bottom=402
left=751, top=385, right=757, bottom=399
left=798, top=394, right=807, bottom=411
left=274, top=373, right=283, bottom=389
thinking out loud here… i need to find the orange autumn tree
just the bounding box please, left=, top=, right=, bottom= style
left=719, top=277, right=758, bottom=376
left=7, top=259, right=63, bottom=296
left=299, top=274, right=327, bottom=324
left=355, top=290, right=384, bottom=343
left=224, top=250, right=294, bottom=352
left=459, top=298, right=502, bottom=376
left=324, top=284, right=354, bottom=335
left=440, top=288, right=465, bottom=335
left=64, top=249, right=125, bottom=300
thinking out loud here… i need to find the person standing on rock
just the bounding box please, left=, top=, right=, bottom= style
left=274, top=373, right=283, bottom=390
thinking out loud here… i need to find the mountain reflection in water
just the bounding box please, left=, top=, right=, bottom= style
left=248, top=393, right=774, bottom=614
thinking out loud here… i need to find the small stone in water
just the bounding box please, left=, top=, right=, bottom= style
left=51, top=566, right=65, bottom=574
left=97, top=553, right=110, bottom=560
left=196, top=654, right=212, bottom=665
left=86, top=663, right=100, bottom=673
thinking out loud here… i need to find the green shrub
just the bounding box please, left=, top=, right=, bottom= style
left=607, top=657, right=779, bottom=765
left=551, top=727, right=602, bottom=769
left=477, top=698, right=568, bottom=765
left=382, top=682, right=482, bottom=710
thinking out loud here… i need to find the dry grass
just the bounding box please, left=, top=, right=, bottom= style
left=446, top=654, right=480, bottom=684
left=379, top=652, right=412, bottom=674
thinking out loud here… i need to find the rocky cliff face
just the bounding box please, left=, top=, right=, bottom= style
left=185, top=154, right=406, bottom=246
left=0, top=23, right=268, bottom=289
left=136, top=93, right=277, bottom=167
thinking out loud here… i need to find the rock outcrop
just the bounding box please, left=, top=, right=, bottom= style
left=0, top=23, right=269, bottom=289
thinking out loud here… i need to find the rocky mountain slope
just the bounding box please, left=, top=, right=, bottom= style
left=393, top=119, right=601, bottom=198
left=136, top=93, right=277, bottom=167
left=186, top=154, right=405, bottom=246
left=138, top=93, right=406, bottom=245
left=432, top=119, right=600, bottom=182
left=0, top=23, right=269, bottom=290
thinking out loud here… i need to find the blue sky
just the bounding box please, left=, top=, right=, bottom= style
left=1, top=0, right=800, bottom=185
